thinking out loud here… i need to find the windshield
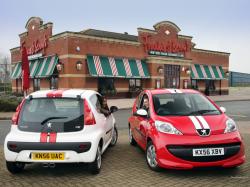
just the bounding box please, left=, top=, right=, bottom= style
left=18, top=98, right=83, bottom=132
left=153, top=93, right=221, bottom=116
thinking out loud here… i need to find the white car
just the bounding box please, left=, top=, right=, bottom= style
left=4, top=89, right=118, bottom=174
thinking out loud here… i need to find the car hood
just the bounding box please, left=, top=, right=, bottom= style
left=155, top=114, right=229, bottom=136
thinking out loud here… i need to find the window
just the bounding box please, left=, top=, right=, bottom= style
left=206, top=80, right=216, bottom=91
left=129, top=79, right=142, bottom=91
left=16, top=79, right=18, bottom=92
left=18, top=98, right=83, bottom=132
left=90, top=94, right=102, bottom=112
left=98, top=78, right=116, bottom=95
left=33, top=79, right=40, bottom=91
left=136, top=92, right=144, bottom=109
left=191, top=79, right=198, bottom=89
left=164, top=65, right=180, bottom=88
left=50, top=77, right=58, bottom=89
left=152, top=93, right=220, bottom=116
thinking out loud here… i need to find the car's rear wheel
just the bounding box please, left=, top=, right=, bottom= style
left=146, top=141, right=160, bottom=171
left=110, top=126, right=118, bottom=147
left=6, top=161, right=25, bottom=174
left=129, top=125, right=137, bottom=146
left=89, top=145, right=102, bottom=174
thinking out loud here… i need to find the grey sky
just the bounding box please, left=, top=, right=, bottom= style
left=1, top=0, right=250, bottom=73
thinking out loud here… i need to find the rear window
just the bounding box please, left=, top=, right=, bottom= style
left=18, top=98, right=83, bottom=132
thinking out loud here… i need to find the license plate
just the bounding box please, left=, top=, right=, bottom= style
left=193, top=148, right=224, bottom=157
left=31, top=152, right=65, bottom=160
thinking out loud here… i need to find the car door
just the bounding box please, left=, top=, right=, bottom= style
left=89, top=94, right=107, bottom=143
left=133, top=93, right=149, bottom=149
left=96, top=95, right=113, bottom=146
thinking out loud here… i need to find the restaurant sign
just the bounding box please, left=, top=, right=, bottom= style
left=27, top=35, right=48, bottom=55
left=141, top=35, right=190, bottom=54
left=149, top=50, right=184, bottom=58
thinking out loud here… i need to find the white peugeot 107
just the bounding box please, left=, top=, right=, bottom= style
left=4, top=89, right=118, bottom=174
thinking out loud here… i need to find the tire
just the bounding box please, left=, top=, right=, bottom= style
left=146, top=141, right=161, bottom=172
left=89, top=145, right=102, bottom=174
left=6, top=161, right=25, bottom=174
left=129, top=125, right=137, bottom=146
left=109, top=126, right=118, bottom=147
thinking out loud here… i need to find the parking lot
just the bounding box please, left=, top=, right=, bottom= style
left=0, top=121, right=250, bottom=187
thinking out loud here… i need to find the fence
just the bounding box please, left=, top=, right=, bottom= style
left=229, top=71, right=250, bottom=87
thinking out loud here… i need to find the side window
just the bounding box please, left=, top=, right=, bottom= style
left=89, top=94, right=102, bottom=113
left=136, top=92, right=144, bottom=109
left=139, top=94, right=149, bottom=109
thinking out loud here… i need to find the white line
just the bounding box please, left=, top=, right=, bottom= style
left=197, top=116, right=210, bottom=129
left=189, top=116, right=202, bottom=129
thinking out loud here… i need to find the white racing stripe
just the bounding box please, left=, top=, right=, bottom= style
left=175, top=89, right=182, bottom=93
left=166, top=89, right=175, bottom=93
left=196, top=116, right=210, bottom=129
left=166, top=89, right=182, bottom=93
left=189, top=116, right=202, bottom=129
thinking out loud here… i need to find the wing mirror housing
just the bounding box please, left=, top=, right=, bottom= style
left=110, top=106, right=118, bottom=113
left=136, top=109, right=148, bottom=117
left=220, top=106, right=226, bottom=113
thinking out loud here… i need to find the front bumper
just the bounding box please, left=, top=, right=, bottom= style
left=153, top=131, right=245, bottom=169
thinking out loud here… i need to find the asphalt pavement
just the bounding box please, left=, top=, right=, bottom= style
left=1, top=100, right=250, bottom=186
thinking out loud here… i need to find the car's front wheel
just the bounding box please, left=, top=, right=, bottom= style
left=6, top=161, right=25, bottom=174
left=89, top=145, right=102, bottom=174
left=146, top=141, right=161, bottom=171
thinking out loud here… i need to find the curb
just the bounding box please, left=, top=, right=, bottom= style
left=212, top=99, right=250, bottom=102
left=0, top=117, right=12, bottom=120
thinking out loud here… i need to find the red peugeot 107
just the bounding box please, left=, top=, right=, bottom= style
left=128, top=89, right=245, bottom=171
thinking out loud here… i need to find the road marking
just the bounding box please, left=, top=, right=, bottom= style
left=228, top=114, right=248, bottom=118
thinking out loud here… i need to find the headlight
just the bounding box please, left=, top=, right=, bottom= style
left=155, top=121, right=182, bottom=135
left=224, top=118, right=237, bottom=133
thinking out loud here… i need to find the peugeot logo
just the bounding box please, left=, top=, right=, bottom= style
left=47, top=122, right=52, bottom=129
left=197, top=129, right=210, bottom=136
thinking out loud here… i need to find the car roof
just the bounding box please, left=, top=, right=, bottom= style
left=27, top=89, right=99, bottom=99
left=148, top=89, right=201, bottom=95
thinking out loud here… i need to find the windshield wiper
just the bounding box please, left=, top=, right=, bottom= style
left=188, top=109, right=218, bottom=115
left=41, top=117, right=68, bottom=125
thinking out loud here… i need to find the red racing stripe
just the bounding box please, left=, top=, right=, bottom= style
left=46, top=90, right=55, bottom=98
left=46, top=90, right=67, bottom=98
left=40, top=132, right=48, bottom=143
left=49, top=132, right=57, bottom=143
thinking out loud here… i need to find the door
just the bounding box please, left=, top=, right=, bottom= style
left=96, top=95, right=113, bottom=145
left=164, top=64, right=180, bottom=88
left=133, top=94, right=149, bottom=149
left=89, top=94, right=112, bottom=146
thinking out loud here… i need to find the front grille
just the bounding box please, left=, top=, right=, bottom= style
left=167, top=142, right=241, bottom=162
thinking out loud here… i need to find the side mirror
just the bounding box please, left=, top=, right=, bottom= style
left=220, top=106, right=226, bottom=113
left=110, top=106, right=118, bottom=113
left=136, top=109, right=148, bottom=117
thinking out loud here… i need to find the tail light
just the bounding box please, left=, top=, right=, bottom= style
left=84, top=99, right=96, bottom=125
left=12, top=99, right=25, bottom=125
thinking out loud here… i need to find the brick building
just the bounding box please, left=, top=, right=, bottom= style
left=10, top=17, right=229, bottom=97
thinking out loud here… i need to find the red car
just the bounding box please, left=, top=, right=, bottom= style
left=128, top=89, right=245, bottom=171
